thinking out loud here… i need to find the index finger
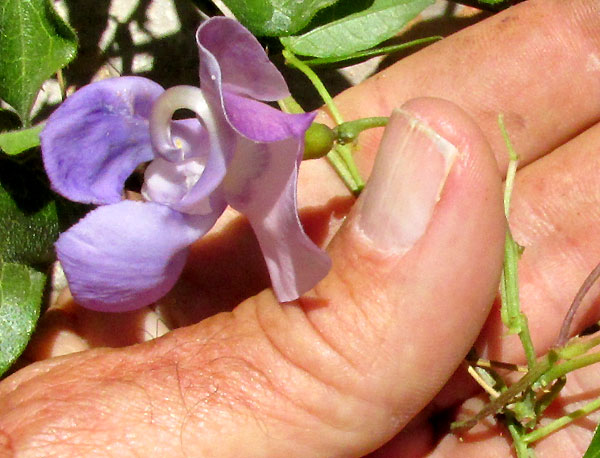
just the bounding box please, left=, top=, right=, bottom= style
left=324, top=0, right=600, bottom=174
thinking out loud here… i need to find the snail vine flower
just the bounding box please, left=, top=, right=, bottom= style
left=41, top=17, right=331, bottom=312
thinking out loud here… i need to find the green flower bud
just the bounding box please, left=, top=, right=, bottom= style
left=303, top=123, right=335, bottom=160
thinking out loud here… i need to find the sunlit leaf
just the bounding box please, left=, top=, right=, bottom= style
left=0, top=258, right=45, bottom=377
left=221, top=0, right=339, bottom=36
left=0, top=0, right=77, bottom=124
left=280, top=0, right=434, bottom=58
left=0, top=124, right=43, bottom=156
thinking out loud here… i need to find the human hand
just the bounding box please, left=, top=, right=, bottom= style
left=3, top=0, right=600, bottom=456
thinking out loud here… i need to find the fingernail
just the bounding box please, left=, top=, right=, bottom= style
left=356, top=109, right=458, bottom=253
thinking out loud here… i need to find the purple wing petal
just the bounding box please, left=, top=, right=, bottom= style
left=41, top=77, right=164, bottom=204
left=223, top=91, right=315, bottom=143
left=56, top=201, right=220, bottom=312
left=197, top=17, right=289, bottom=102
left=224, top=138, right=331, bottom=302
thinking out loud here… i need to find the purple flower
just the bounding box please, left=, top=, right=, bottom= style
left=41, top=17, right=331, bottom=312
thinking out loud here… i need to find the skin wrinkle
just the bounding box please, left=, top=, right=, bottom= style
left=306, top=272, right=368, bottom=371
left=254, top=289, right=404, bottom=438
left=178, top=360, right=269, bottom=452
left=510, top=147, right=600, bottom=243
left=252, top=296, right=366, bottom=433
left=64, top=382, right=154, bottom=451
left=173, top=359, right=212, bottom=458
left=190, top=354, right=355, bottom=457
left=233, top=292, right=406, bottom=457
left=572, top=0, right=600, bottom=56
left=316, top=273, right=378, bottom=368
left=257, top=297, right=362, bottom=397
left=164, top=307, right=360, bottom=452
left=310, top=240, right=400, bottom=376
left=149, top=339, right=288, bottom=455
left=510, top=193, right=557, bottom=244
left=296, top=292, right=365, bottom=376
left=0, top=426, right=13, bottom=455
left=5, top=347, right=181, bottom=455
left=172, top=365, right=263, bottom=457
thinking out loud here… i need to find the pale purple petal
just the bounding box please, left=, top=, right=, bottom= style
left=143, top=117, right=209, bottom=210
left=56, top=201, right=220, bottom=312
left=224, top=138, right=331, bottom=301
left=245, top=167, right=331, bottom=301
left=169, top=118, right=209, bottom=160
left=142, top=157, right=209, bottom=211
left=150, top=86, right=221, bottom=162
left=41, top=77, right=164, bottom=205
left=223, top=91, right=315, bottom=143
left=143, top=156, right=229, bottom=216
left=149, top=86, right=235, bottom=212
left=197, top=17, right=289, bottom=101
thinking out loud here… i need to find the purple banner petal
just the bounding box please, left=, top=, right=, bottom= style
left=56, top=201, right=219, bottom=312
left=223, top=92, right=315, bottom=143
left=41, top=77, right=164, bottom=205
left=224, top=137, right=330, bottom=301
left=197, top=17, right=289, bottom=102
left=245, top=166, right=331, bottom=301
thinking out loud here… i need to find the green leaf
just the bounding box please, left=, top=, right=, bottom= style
left=221, top=0, right=339, bottom=36
left=0, top=154, right=87, bottom=266
left=0, top=0, right=77, bottom=124
left=280, top=0, right=434, bottom=58
left=0, top=124, right=43, bottom=155
left=584, top=422, right=600, bottom=458
left=0, top=258, right=45, bottom=377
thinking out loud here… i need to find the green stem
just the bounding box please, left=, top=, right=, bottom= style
left=334, top=144, right=364, bottom=193
left=278, top=96, right=305, bottom=114
left=499, top=114, right=536, bottom=368
left=334, top=117, right=389, bottom=144
left=522, top=396, right=600, bottom=444
left=507, top=420, right=534, bottom=458
left=557, top=333, right=600, bottom=360
left=538, top=352, right=600, bottom=387
left=282, top=48, right=344, bottom=124
left=501, top=232, right=521, bottom=332
left=57, top=69, right=66, bottom=102
left=327, top=148, right=358, bottom=192
left=301, top=37, right=442, bottom=67
left=535, top=377, right=566, bottom=417
left=519, top=306, right=537, bottom=369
